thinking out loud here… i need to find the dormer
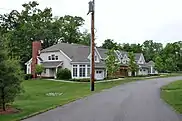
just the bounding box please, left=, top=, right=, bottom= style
left=115, top=50, right=123, bottom=62
left=87, top=48, right=101, bottom=63
left=88, top=53, right=100, bottom=63
left=137, top=54, right=145, bottom=64
left=122, top=54, right=129, bottom=64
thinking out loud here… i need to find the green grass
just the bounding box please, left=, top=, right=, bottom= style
left=1, top=73, right=182, bottom=121
left=161, top=80, right=182, bottom=113
left=0, top=79, right=135, bottom=121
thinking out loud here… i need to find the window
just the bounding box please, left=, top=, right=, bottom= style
left=95, top=55, right=98, bottom=62
left=96, top=71, right=102, bottom=74
left=55, top=56, right=58, bottom=60
left=143, top=69, right=146, bottom=71
left=48, top=54, right=59, bottom=60
left=79, top=65, right=86, bottom=77
left=48, top=56, right=51, bottom=60
left=73, top=65, right=78, bottom=77
left=87, top=65, right=90, bottom=77
left=52, top=54, right=55, bottom=60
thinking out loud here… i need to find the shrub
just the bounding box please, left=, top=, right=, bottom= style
left=149, top=74, right=160, bottom=76
left=35, top=64, right=44, bottom=76
left=24, top=74, right=33, bottom=80
left=56, top=68, right=71, bottom=80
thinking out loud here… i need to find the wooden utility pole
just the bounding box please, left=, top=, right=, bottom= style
left=87, top=0, right=95, bottom=91
left=91, top=0, right=95, bottom=91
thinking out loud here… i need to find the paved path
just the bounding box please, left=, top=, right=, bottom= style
left=23, top=76, right=182, bottom=121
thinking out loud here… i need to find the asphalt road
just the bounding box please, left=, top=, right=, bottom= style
left=23, top=76, right=182, bottom=121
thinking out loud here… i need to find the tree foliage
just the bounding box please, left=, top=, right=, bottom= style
left=0, top=39, right=23, bottom=111
left=105, top=48, right=120, bottom=77
left=35, top=64, right=44, bottom=76
left=102, top=39, right=118, bottom=50
left=128, top=52, right=138, bottom=76
left=0, top=1, right=89, bottom=67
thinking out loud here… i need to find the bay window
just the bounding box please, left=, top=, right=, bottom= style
left=73, top=65, right=78, bottom=77
left=79, top=65, right=86, bottom=77
left=87, top=65, right=90, bottom=77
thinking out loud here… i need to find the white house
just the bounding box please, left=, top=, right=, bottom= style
left=25, top=41, right=157, bottom=80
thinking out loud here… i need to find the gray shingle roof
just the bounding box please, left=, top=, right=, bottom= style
left=97, top=48, right=108, bottom=59
left=41, top=43, right=144, bottom=68
left=135, top=53, right=142, bottom=61
left=41, top=43, right=90, bottom=62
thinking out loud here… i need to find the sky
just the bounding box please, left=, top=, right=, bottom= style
left=1, top=0, right=182, bottom=46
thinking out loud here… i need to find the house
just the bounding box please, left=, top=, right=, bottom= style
left=25, top=41, right=157, bottom=80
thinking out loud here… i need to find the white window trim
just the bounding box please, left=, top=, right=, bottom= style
left=71, top=64, right=91, bottom=79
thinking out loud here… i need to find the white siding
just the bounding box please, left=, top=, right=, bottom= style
left=138, top=69, right=148, bottom=75
left=40, top=51, right=71, bottom=70
left=26, top=63, right=31, bottom=74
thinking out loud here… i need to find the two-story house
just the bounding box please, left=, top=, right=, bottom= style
left=25, top=41, right=157, bottom=80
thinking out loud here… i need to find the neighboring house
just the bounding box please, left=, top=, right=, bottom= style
left=25, top=41, right=157, bottom=80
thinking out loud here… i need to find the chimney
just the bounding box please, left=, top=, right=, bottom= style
left=31, top=41, right=42, bottom=78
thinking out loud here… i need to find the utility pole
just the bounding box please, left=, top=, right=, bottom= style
left=87, top=0, right=95, bottom=91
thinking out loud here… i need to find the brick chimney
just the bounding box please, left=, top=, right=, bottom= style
left=31, top=41, right=42, bottom=78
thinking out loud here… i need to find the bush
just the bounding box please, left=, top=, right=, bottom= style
left=24, top=74, right=33, bottom=80
left=70, top=78, right=90, bottom=82
left=149, top=74, right=160, bottom=76
left=56, top=68, right=71, bottom=80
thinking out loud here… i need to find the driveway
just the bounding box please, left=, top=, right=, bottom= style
left=23, top=76, right=182, bottom=121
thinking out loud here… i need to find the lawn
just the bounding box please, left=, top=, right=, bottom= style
left=1, top=73, right=182, bottom=121
left=161, top=80, right=182, bottom=113
left=0, top=79, right=134, bottom=121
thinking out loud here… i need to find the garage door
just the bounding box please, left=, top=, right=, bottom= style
left=95, top=70, right=104, bottom=80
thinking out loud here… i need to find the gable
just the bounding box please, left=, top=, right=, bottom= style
left=137, top=54, right=145, bottom=64
left=87, top=49, right=101, bottom=62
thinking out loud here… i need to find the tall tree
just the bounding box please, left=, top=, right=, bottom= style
left=128, top=52, right=138, bottom=76
left=0, top=39, right=23, bottom=111
left=105, top=49, right=120, bottom=78
left=102, top=39, right=118, bottom=49
left=142, top=40, right=163, bottom=62
left=154, top=56, right=164, bottom=72
left=0, top=1, right=86, bottom=67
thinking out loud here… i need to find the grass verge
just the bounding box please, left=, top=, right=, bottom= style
left=161, top=80, right=182, bottom=113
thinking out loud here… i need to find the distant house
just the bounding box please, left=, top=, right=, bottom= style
left=25, top=41, right=157, bottom=80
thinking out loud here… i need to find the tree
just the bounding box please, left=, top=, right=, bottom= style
left=0, top=39, right=23, bottom=111
left=142, top=40, right=163, bottom=62
left=102, top=39, right=118, bottom=50
left=128, top=52, right=138, bottom=76
left=78, top=30, right=91, bottom=46
left=35, top=64, right=44, bottom=77
left=105, top=48, right=120, bottom=78
left=154, top=56, right=164, bottom=72
left=58, top=15, right=85, bottom=44
left=0, top=1, right=87, bottom=69
left=165, top=56, right=177, bottom=72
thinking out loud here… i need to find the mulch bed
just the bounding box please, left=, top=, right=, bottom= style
left=0, top=106, right=20, bottom=115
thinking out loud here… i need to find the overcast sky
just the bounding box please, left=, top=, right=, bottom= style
left=1, top=0, right=182, bottom=46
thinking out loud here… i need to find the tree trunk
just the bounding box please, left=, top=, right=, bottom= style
left=1, top=88, right=6, bottom=111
